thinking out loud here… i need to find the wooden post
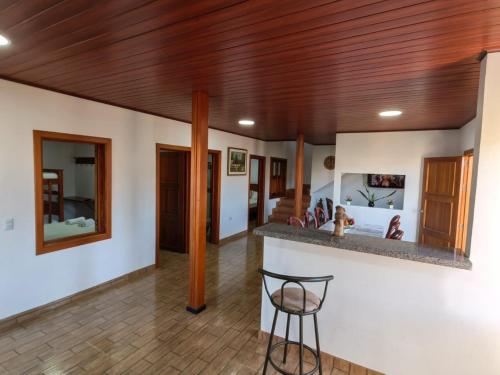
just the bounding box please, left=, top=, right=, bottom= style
left=187, top=91, right=209, bottom=314
left=294, top=133, right=304, bottom=218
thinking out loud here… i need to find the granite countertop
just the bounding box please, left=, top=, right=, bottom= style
left=254, top=223, right=472, bottom=270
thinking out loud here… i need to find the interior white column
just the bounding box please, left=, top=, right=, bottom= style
left=468, top=53, right=500, bottom=263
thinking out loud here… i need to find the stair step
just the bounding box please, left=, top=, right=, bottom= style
left=286, top=192, right=311, bottom=199
left=278, top=198, right=311, bottom=208
left=269, top=218, right=288, bottom=224
left=268, top=215, right=286, bottom=223
left=272, top=206, right=307, bottom=215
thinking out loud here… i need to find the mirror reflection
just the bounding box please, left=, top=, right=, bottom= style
left=42, top=140, right=97, bottom=242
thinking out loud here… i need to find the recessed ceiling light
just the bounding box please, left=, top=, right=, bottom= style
left=379, top=110, right=402, bottom=117
left=238, top=119, right=255, bottom=126
left=0, top=34, right=10, bottom=46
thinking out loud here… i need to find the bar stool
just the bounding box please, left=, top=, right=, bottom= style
left=258, top=268, right=334, bottom=375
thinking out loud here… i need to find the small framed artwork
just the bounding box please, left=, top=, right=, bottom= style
left=227, top=147, right=248, bottom=176
left=367, top=174, right=405, bottom=189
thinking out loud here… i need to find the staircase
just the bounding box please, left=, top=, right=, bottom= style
left=269, top=185, right=311, bottom=224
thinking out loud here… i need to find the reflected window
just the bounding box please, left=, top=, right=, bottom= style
left=34, top=131, right=111, bottom=254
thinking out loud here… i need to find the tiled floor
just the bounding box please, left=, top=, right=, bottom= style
left=0, top=234, right=379, bottom=374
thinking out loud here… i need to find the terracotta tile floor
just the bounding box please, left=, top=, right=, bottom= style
left=0, top=234, right=377, bottom=374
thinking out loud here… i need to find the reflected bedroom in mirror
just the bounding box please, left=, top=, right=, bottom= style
left=42, top=140, right=97, bottom=242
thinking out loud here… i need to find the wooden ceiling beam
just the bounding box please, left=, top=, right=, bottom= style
left=1, top=1, right=499, bottom=143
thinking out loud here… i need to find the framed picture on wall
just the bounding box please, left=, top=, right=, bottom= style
left=227, top=147, right=247, bottom=175
left=367, top=174, right=405, bottom=189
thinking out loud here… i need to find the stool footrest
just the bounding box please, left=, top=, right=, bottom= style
left=268, top=340, right=319, bottom=375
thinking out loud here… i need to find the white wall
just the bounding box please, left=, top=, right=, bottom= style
left=261, top=53, right=500, bottom=375
left=250, top=158, right=259, bottom=184
left=310, top=145, right=335, bottom=210
left=333, top=130, right=466, bottom=241
left=310, top=145, right=335, bottom=192
left=459, top=116, right=478, bottom=152
left=304, top=143, right=313, bottom=186
left=74, top=143, right=95, bottom=199
left=0, top=79, right=288, bottom=319
left=285, top=141, right=313, bottom=188
left=207, top=129, right=277, bottom=238
left=285, top=141, right=296, bottom=189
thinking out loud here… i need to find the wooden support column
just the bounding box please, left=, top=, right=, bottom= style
left=294, top=133, right=304, bottom=218
left=187, top=91, right=209, bottom=314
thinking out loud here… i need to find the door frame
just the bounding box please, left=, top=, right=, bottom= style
left=208, top=150, right=221, bottom=245
left=456, top=149, right=474, bottom=253
left=249, top=155, right=266, bottom=227
left=156, top=144, right=221, bottom=267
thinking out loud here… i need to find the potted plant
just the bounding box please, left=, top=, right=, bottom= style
left=387, top=199, right=394, bottom=209
left=357, top=184, right=396, bottom=208
left=345, top=195, right=352, bottom=206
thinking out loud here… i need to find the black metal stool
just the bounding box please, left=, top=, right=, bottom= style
left=259, top=268, right=333, bottom=375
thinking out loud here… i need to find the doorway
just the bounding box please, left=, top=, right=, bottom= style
left=158, top=146, right=190, bottom=254
left=248, top=155, right=266, bottom=229
left=418, top=152, right=474, bottom=254
left=207, top=150, right=221, bottom=244
left=156, top=144, right=221, bottom=266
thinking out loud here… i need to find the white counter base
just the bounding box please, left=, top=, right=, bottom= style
left=260, top=236, right=499, bottom=375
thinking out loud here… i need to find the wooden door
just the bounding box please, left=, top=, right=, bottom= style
left=419, top=157, right=463, bottom=250
left=159, top=151, right=188, bottom=252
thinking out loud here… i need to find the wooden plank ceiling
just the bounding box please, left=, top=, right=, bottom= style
left=1, top=0, right=500, bottom=144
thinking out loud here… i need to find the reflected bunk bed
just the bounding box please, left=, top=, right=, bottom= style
left=43, top=169, right=64, bottom=223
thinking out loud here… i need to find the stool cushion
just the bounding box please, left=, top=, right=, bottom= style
left=271, top=288, right=321, bottom=312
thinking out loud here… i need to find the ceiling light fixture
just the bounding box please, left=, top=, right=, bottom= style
left=238, top=119, right=255, bottom=126
left=0, top=34, right=10, bottom=46
left=379, top=110, right=402, bottom=117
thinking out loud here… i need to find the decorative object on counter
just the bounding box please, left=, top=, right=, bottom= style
left=345, top=195, right=352, bottom=206
left=326, top=197, right=333, bottom=219
left=227, top=147, right=247, bottom=175
left=333, top=205, right=347, bottom=237
left=390, top=229, right=404, bottom=240
left=316, top=198, right=323, bottom=209
left=316, top=198, right=330, bottom=220
left=385, top=215, right=401, bottom=239
left=387, top=199, right=394, bottom=209
left=323, top=155, right=335, bottom=170
left=314, top=207, right=327, bottom=226
left=357, top=184, right=396, bottom=207
left=304, top=211, right=318, bottom=229
left=287, top=216, right=305, bottom=228
left=344, top=217, right=355, bottom=227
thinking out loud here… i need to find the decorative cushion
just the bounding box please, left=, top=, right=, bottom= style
left=271, top=287, right=321, bottom=312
